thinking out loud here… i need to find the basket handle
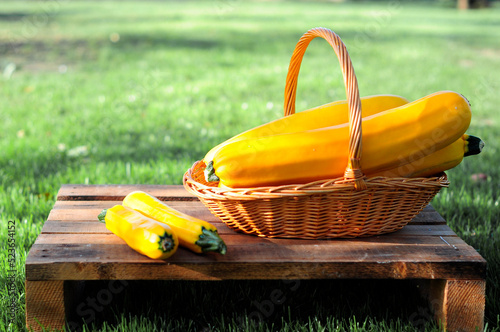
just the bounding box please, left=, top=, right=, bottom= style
left=283, top=27, right=366, bottom=190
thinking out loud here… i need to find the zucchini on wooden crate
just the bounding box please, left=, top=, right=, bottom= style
left=99, top=205, right=178, bottom=260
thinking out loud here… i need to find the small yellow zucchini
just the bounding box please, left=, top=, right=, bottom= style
left=123, top=191, right=227, bottom=255
left=98, top=205, right=178, bottom=260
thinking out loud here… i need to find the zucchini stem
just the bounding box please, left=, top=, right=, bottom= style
left=196, top=227, right=227, bottom=254
left=158, top=232, right=177, bottom=254
left=204, top=161, right=220, bottom=183
left=465, top=135, right=485, bottom=157
left=98, top=209, right=107, bottom=223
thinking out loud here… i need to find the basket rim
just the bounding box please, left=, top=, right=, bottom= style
left=183, top=160, right=449, bottom=200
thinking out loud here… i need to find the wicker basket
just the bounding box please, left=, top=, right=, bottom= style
left=183, top=27, right=449, bottom=239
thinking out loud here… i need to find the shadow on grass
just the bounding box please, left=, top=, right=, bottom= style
left=1, top=32, right=221, bottom=58
left=0, top=12, right=29, bottom=21
left=1, top=136, right=207, bottom=186
left=65, top=279, right=437, bottom=331
left=1, top=26, right=308, bottom=62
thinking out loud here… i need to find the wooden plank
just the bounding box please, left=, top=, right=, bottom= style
left=25, top=254, right=486, bottom=282
left=41, top=223, right=464, bottom=253
left=32, top=232, right=467, bottom=247
left=52, top=200, right=209, bottom=209
left=419, top=279, right=485, bottom=332
left=47, top=204, right=219, bottom=224
left=52, top=199, right=441, bottom=211
left=55, top=185, right=445, bottom=222
left=53, top=185, right=448, bottom=229
left=56, top=184, right=197, bottom=201
left=40, top=218, right=457, bottom=238
left=458, top=0, right=469, bottom=9
left=41, top=221, right=108, bottom=234
left=57, top=185, right=451, bottom=205
left=43, top=207, right=458, bottom=237
left=40, top=219, right=230, bottom=235
left=45, top=200, right=450, bottom=234
left=52, top=200, right=122, bottom=208
left=25, top=280, right=66, bottom=331
left=40, top=220, right=463, bottom=249
left=50, top=200, right=446, bottom=225
left=445, top=279, right=486, bottom=331
left=26, top=237, right=486, bottom=265
left=26, top=235, right=485, bottom=281
left=411, top=209, right=447, bottom=225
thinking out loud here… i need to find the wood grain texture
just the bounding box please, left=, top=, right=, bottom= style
left=418, top=279, right=485, bottom=332
left=56, top=184, right=197, bottom=201
left=47, top=200, right=446, bottom=223
left=25, top=280, right=65, bottom=331
left=445, top=279, right=486, bottom=332
left=28, top=221, right=486, bottom=282
left=26, top=184, right=486, bottom=332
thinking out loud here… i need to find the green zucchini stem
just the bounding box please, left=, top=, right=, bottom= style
left=196, top=227, right=227, bottom=255
left=98, top=209, right=107, bottom=223
left=204, top=160, right=220, bottom=183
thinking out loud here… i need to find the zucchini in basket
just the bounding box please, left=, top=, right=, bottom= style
left=203, top=94, right=410, bottom=162
left=205, top=91, right=472, bottom=188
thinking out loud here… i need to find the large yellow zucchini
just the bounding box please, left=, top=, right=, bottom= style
left=203, top=94, right=409, bottom=162
left=371, top=134, right=483, bottom=178
left=206, top=91, right=472, bottom=188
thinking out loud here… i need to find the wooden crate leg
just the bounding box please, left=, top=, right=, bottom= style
left=425, top=279, right=485, bottom=332
left=26, top=280, right=66, bottom=331
left=458, top=0, right=470, bottom=10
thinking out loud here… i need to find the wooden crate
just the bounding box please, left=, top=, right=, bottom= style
left=26, top=184, right=486, bottom=331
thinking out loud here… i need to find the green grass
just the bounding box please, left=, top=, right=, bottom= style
left=1, top=0, right=499, bottom=331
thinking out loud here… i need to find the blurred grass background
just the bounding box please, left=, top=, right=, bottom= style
left=1, top=0, right=499, bottom=330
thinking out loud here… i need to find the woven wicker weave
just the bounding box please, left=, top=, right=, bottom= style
left=183, top=27, right=449, bottom=239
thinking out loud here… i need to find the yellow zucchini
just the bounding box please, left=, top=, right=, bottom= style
left=98, top=205, right=178, bottom=260
left=371, top=134, right=484, bottom=178
left=205, top=91, right=472, bottom=188
left=123, top=191, right=227, bottom=255
left=204, top=94, right=409, bottom=162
